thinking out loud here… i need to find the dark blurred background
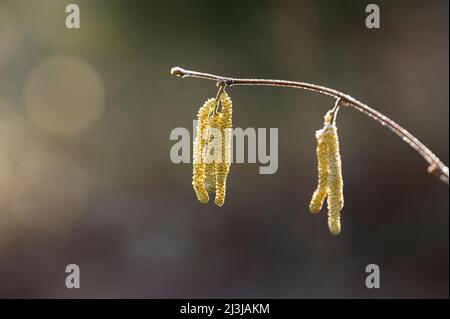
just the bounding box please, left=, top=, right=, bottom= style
left=0, top=0, right=448, bottom=298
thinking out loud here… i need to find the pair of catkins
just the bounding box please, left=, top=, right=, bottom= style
left=309, top=108, right=344, bottom=235
left=192, top=90, right=232, bottom=207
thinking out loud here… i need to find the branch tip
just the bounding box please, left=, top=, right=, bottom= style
left=170, top=67, right=184, bottom=78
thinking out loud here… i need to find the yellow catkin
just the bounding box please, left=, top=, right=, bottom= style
left=309, top=109, right=344, bottom=235
left=325, top=125, right=344, bottom=235
left=309, top=130, right=329, bottom=214
left=214, top=91, right=233, bottom=207
left=309, top=110, right=333, bottom=214
left=192, top=98, right=215, bottom=204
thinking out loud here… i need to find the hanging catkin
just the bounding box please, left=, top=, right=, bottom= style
left=310, top=111, right=333, bottom=214
left=309, top=129, right=329, bottom=214
left=192, top=98, right=215, bottom=203
left=309, top=109, right=344, bottom=235
left=326, top=125, right=344, bottom=235
left=214, top=91, right=233, bottom=206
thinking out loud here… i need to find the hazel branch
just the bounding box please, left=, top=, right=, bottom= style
left=171, top=66, right=449, bottom=186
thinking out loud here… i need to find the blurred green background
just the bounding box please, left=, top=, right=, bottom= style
left=0, top=0, right=448, bottom=298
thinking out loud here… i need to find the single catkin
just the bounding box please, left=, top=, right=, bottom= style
left=325, top=125, right=344, bottom=235
left=309, top=129, right=329, bottom=214
left=309, top=110, right=333, bottom=214
left=214, top=91, right=233, bottom=207
left=193, top=98, right=216, bottom=204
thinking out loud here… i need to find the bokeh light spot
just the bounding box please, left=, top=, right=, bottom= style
left=24, top=56, right=105, bottom=136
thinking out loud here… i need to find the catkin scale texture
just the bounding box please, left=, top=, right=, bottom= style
left=204, top=163, right=215, bottom=193
left=205, top=113, right=221, bottom=193
left=192, top=98, right=215, bottom=204
left=205, top=113, right=217, bottom=193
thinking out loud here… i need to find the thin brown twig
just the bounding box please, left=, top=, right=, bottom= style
left=171, top=66, right=449, bottom=186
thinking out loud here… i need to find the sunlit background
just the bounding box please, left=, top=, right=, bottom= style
left=0, top=0, right=448, bottom=298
